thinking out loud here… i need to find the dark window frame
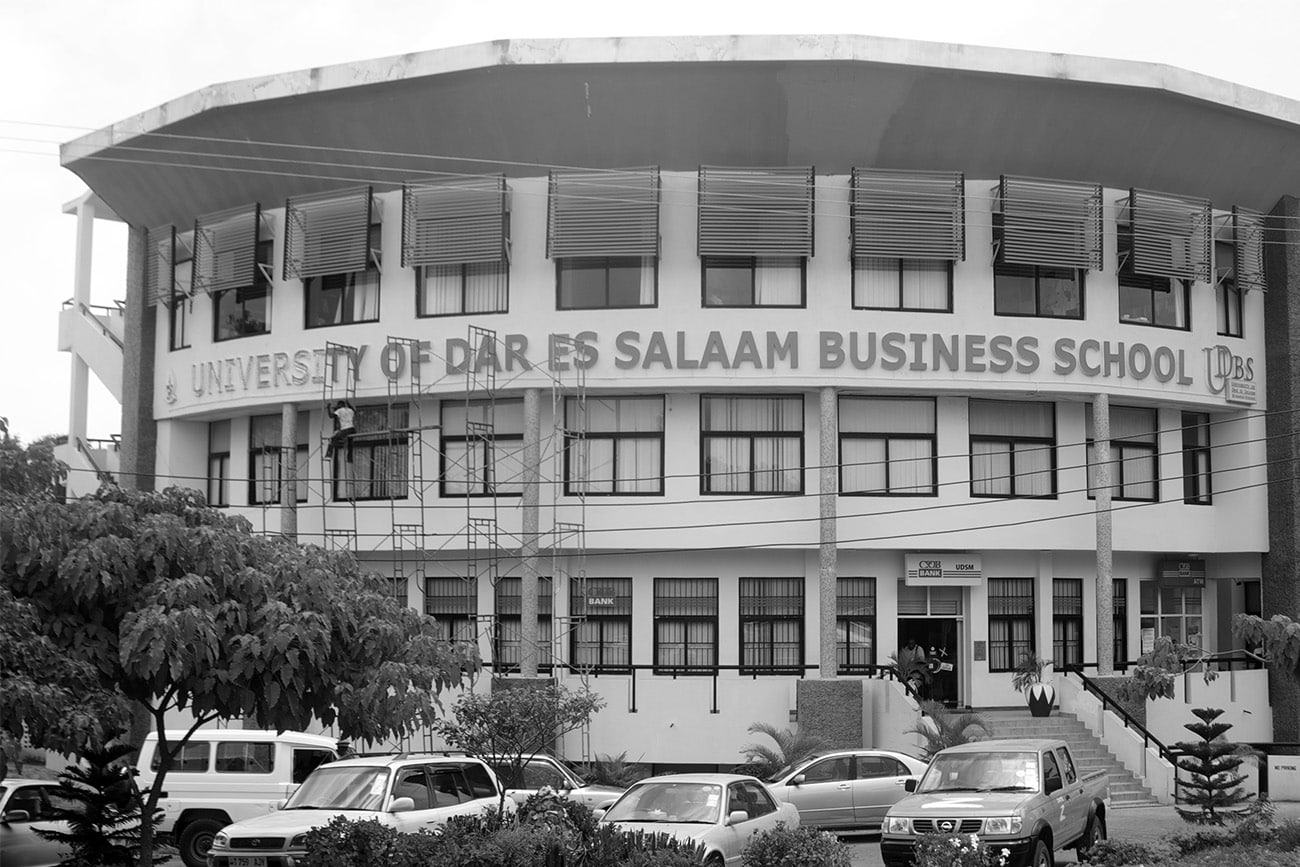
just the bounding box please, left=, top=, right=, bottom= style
left=851, top=257, right=953, bottom=312
left=207, top=419, right=231, bottom=508
left=570, top=577, right=633, bottom=674
left=1182, top=411, right=1212, bottom=505
left=1113, top=578, right=1128, bottom=667
left=1118, top=269, right=1191, bottom=331
left=423, top=576, right=478, bottom=645
left=415, top=260, right=509, bottom=318
left=213, top=239, right=273, bottom=342
left=556, top=256, right=658, bottom=310
left=1052, top=578, right=1083, bottom=668
left=248, top=414, right=309, bottom=506
left=838, top=396, right=938, bottom=497
left=1086, top=405, right=1159, bottom=503
left=700, top=394, right=805, bottom=496
left=701, top=255, right=807, bottom=308
left=739, top=577, right=805, bottom=676
left=439, top=399, right=525, bottom=499
left=992, top=260, right=1085, bottom=320
left=169, top=293, right=191, bottom=351
left=563, top=395, right=665, bottom=496
left=653, top=577, right=718, bottom=676
left=968, top=401, right=1058, bottom=499
left=493, top=577, right=553, bottom=675
left=334, top=404, right=410, bottom=502
left=988, top=577, right=1035, bottom=673
left=836, top=577, right=876, bottom=675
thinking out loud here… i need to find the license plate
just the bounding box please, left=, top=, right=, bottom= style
left=229, top=857, right=267, bottom=867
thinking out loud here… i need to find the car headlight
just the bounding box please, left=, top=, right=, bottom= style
left=212, top=832, right=229, bottom=849
left=982, top=816, right=1023, bottom=835
left=883, top=816, right=912, bottom=834
left=290, top=833, right=309, bottom=848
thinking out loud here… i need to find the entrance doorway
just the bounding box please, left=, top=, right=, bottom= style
left=897, top=618, right=960, bottom=707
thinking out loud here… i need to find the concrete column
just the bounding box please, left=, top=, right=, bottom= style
left=520, top=388, right=541, bottom=678
left=1263, top=194, right=1300, bottom=739
left=120, top=225, right=156, bottom=492
left=819, top=387, right=838, bottom=678
left=280, top=403, right=298, bottom=541
left=1093, top=393, right=1114, bottom=675
left=73, top=198, right=94, bottom=305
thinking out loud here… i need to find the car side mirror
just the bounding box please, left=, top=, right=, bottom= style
left=726, top=810, right=748, bottom=826
left=593, top=808, right=607, bottom=821
left=389, top=796, right=415, bottom=813
left=791, top=774, right=806, bottom=787
left=3, top=810, right=32, bottom=823
left=904, top=778, right=918, bottom=793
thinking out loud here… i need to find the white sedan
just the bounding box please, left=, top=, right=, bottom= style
left=599, top=773, right=799, bottom=867
left=766, top=749, right=928, bottom=831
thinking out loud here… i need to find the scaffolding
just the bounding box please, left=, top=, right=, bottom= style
left=320, top=341, right=359, bottom=551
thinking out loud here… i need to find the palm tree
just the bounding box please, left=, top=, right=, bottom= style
left=905, top=700, right=991, bottom=760
left=738, top=722, right=829, bottom=779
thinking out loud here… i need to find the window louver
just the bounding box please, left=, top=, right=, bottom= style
left=698, top=166, right=814, bottom=257
left=996, top=175, right=1102, bottom=270
left=851, top=168, right=964, bottom=262
left=1122, top=188, right=1212, bottom=282
left=146, top=225, right=176, bottom=306
left=283, top=186, right=377, bottom=280
left=402, top=175, right=508, bottom=268
left=192, top=204, right=269, bottom=295
left=1233, top=206, right=1266, bottom=292
left=548, top=168, right=660, bottom=258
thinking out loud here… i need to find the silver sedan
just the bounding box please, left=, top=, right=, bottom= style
left=766, top=750, right=928, bottom=831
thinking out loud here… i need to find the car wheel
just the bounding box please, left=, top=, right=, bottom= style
left=704, top=853, right=725, bottom=867
left=1030, top=836, right=1054, bottom=867
left=1077, top=814, right=1107, bottom=855
left=178, top=818, right=224, bottom=867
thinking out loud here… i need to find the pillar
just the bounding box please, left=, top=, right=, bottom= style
left=120, top=224, right=156, bottom=492
left=520, top=388, right=541, bottom=678
left=1093, top=393, right=1114, bottom=676
left=819, top=386, right=838, bottom=678
left=280, top=403, right=298, bottom=541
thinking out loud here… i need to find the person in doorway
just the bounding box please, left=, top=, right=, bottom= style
left=899, top=638, right=929, bottom=699
left=325, top=399, right=356, bottom=462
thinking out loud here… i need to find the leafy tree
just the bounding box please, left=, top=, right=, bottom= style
left=1115, top=635, right=1218, bottom=704
left=905, top=700, right=990, bottom=760
left=0, top=485, right=480, bottom=867
left=0, top=420, right=68, bottom=504
left=434, top=680, right=606, bottom=814
left=1234, top=614, right=1300, bottom=680
left=737, top=722, right=827, bottom=779
left=1172, top=707, right=1257, bottom=825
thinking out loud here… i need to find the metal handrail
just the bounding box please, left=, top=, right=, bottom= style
left=1061, top=663, right=1176, bottom=767
left=75, top=436, right=116, bottom=485
left=63, top=299, right=125, bottom=349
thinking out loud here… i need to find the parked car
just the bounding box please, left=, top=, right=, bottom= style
left=207, top=753, right=510, bottom=867
left=0, top=779, right=72, bottom=867
left=599, top=773, right=798, bottom=866
left=766, top=748, right=928, bottom=831
left=485, top=753, right=626, bottom=808
left=880, top=738, right=1109, bottom=867
left=134, top=729, right=339, bottom=867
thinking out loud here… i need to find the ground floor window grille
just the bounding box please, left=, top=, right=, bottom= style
left=1114, top=578, right=1128, bottom=665
left=1053, top=579, right=1083, bottom=667
left=837, top=578, right=876, bottom=673
left=493, top=577, right=553, bottom=673
left=654, top=578, right=717, bottom=674
left=740, top=577, right=804, bottom=675
left=337, top=404, right=410, bottom=500
left=424, top=577, right=478, bottom=645
left=570, top=578, right=632, bottom=673
left=988, top=578, right=1034, bottom=672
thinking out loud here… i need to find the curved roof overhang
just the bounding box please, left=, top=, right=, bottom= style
left=60, top=34, right=1300, bottom=228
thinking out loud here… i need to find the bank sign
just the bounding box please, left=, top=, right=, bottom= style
left=174, top=329, right=1258, bottom=406
left=905, top=554, right=983, bottom=587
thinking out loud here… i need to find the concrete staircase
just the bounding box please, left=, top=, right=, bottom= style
left=976, top=707, right=1160, bottom=808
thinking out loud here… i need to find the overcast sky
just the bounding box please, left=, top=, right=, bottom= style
left=2, top=0, right=1298, bottom=442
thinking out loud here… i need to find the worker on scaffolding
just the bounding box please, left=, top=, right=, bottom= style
left=325, top=399, right=356, bottom=463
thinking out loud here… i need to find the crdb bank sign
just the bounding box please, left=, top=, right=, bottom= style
left=905, top=554, right=983, bottom=587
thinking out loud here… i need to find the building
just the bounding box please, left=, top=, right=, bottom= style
left=57, top=36, right=1300, bottom=769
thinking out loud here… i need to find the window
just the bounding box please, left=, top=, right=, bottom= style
left=740, top=578, right=804, bottom=675
left=285, top=187, right=381, bottom=328
left=1118, top=269, right=1189, bottom=330
left=405, top=175, right=510, bottom=316
left=417, top=261, right=508, bottom=316
left=1215, top=241, right=1243, bottom=337
left=213, top=239, right=273, bottom=341
left=1140, top=581, right=1203, bottom=648
left=304, top=232, right=381, bottom=327
left=207, top=420, right=230, bottom=507
left=249, top=413, right=309, bottom=505
left=549, top=168, right=659, bottom=310
left=558, top=257, right=656, bottom=309
left=169, top=295, right=191, bottom=351
left=292, top=748, right=335, bottom=784
left=969, top=400, right=1056, bottom=498
left=571, top=578, right=632, bottom=673
left=993, top=261, right=1084, bottom=319
left=393, top=766, right=432, bottom=810
left=839, top=397, right=936, bottom=495
left=836, top=578, right=876, bottom=674
left=736, top=781, right=778, bottom=818
left=1116, top=207, right=1196, bottom=330
left=988, top=578, right=1034, bottom=673
left=152, top=742, right=210, bottom=772
left=493, top=577, right=552, bottom=674
left=1086, top=405, right=1158, bottom=501
left=1113, top=578, right=1128, bottom=665
left=700, top=395, right=803, bottom=495
left=654, top=578, right=717, bottom=675
left=215, top=742, right=274, bottom=774
left=853, top=258, right=951, bottom=311
left=897, top=581, right=964, bottom=616
left=702, top=256, right=804, bottom=307
left=1042, top=750, right=1063, bottom=794
left=1182, top=412, right=1211, bottom=505
left=1052, top=579, right=1083, bottom=668
left=338, top=404, right=409, bottom=501
left=424, top=577, right=478, bottom=644
left=565, top=396, right=664, bottom=495
left=440, top=399, right=525, bottom=496
left=801, top=756, right=851, bottom=784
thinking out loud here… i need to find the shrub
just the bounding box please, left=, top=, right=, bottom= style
left=741, top=824, right=850, bottom=867
left=579, top=751, right=651, bottom=789
left=905, top=701, right=991, bottom=760
left=299, top=818, right=443, bottom=867
left=518, top=787, right=599, bottom=840
left=584, top=824, right=705, bottom=867
left=1274, top=818, right=1300, bottom=852
left=912, top=832, right=1011, bottom=867
left=1077, top=838, right=1159, bottom=866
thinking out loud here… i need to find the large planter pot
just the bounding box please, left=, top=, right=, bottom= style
left=1026, top=683, right=1056, bottom=717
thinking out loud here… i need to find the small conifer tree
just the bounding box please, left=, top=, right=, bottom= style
left=1172, top=706, right=1255, bottom=825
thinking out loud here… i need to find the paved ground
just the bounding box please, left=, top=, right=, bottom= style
left=842, top=802, right=1300, bottom=866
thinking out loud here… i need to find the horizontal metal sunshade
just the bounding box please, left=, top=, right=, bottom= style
left=548, top=168, right=660, bottom=258
left=403, top=175, right=508, bottom=268
left=698, top=166, right=814, bottom=257
left=192, top=204, right=269, bottom=295
left=851, top=168, right=965, bottom=262
left=146, top=225, right=177, bottom=305
left=283, top=186, right=377, bottom=280
left=997, top=175, right=1102, bottom=270
left=1123, top=188, right=1213, bottom=282
left=1233, top=206, right=1267, bottom=292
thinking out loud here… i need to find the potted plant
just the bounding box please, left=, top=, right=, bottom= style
left=1011, top=652, right=1054, bottom=717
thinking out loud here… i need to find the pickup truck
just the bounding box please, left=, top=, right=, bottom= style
left=880, top=738, right=1108, bottom=867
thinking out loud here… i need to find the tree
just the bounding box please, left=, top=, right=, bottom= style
left=0, top=485, right=481, bottom=867
left=434, top=680, right=606, bottom=814
left=1115, top=635, right=1218, bottom=704
left=737, top=722, right=827, bottom=779
left=1172, top=707, right=1256, bottom=825
left=0, top=419, right=68, bottom=504
left=1233, top=614, right=1300, bottom=680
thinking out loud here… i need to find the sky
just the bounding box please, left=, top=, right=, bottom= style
left=2, top=0, right=1298, bottom=443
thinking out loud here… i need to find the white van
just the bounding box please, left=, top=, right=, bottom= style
left=134, top=729, right=338, bottom=867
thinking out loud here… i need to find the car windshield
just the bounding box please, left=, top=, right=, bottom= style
left=603, top=782, right=722, bottom=825
left=918, top=752, right=1039, bottom=793
left=284, top=767, right=390, bottom=810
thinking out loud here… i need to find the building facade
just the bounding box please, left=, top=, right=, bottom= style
left=58, top=36, right=1300, bottom=765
